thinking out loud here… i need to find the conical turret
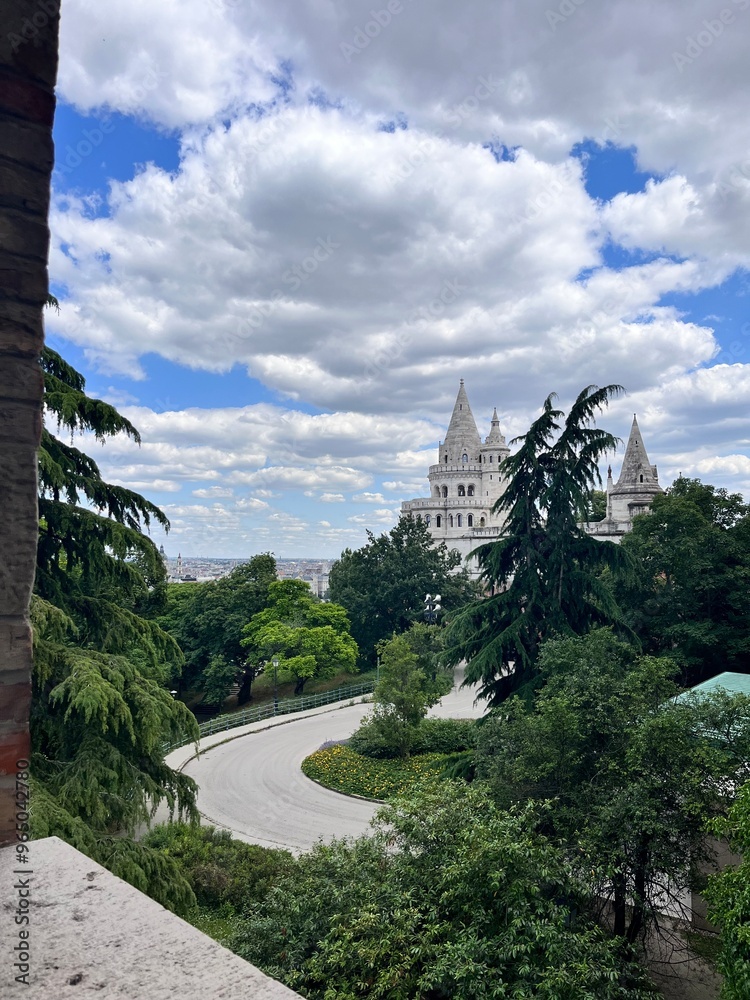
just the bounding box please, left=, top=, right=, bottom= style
left=614, top=415, right=658, bottom=489
left=439, top=380, right=481, bottom=463
left=484, top=407, right=506, bottom=446
left=608, top=415, right=663, bottom=522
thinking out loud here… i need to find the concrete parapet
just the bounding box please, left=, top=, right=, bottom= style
left=0, top=836, right=302, bottom=998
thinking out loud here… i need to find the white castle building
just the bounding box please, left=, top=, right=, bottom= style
left=401, top=380, right=511, bottom=574
left=585, top=414, right=664, bottom=540
left=402, top=382, right=664, bottom=577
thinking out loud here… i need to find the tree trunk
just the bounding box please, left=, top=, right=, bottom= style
left=626, top=837, right=652, bottom=945
left=236, top=667, right=254, bottom=706
left=0, top=1, right=59, bottom=846
left=612, top=871, right=627, bottom=938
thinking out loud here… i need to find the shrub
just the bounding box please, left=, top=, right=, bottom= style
left=302, top=745, right=448, bottom=799
left=144, top=822, right=294, bottom=913
left=349, top=715, right=476, bottom=759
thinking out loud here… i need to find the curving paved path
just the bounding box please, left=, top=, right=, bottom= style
left=177, top=668, right=484, bottom=853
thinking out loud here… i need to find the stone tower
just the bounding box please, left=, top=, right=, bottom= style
left=401, top=380, right=510, bottom=576
left=586, top=414, right=664, bottom=540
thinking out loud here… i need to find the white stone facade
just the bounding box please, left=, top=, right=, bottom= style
left=401, top=380, right=510, bottom=576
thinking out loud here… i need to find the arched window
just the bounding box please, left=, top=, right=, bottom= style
left=457, top=514, right=462, bottom=527
left=449, top=515, right=454, bottom=527
left=467, top=484, right=475, bottom=497
left=489, top=454, right=493, bottom=463
left=462, top=453, right=468, bottom=463
left=425, top=514, right=431, bottom=527
left=467, top=514, right=473, bottom=527
left=444, top=454, right=448, bottom=463
left=457, top=484, right=465, bottom=497
left=436, top=515, right=442, bottom=528
left=480, top=516, right=486, bottom=527
left=639, top=474, right=643, bottom=483
left=441, top=485, right=448, bottom=499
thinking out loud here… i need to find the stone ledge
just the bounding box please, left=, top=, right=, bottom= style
left=0, top=836, right=302, bottom=998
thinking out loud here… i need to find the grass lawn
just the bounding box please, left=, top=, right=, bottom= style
left=302, top=744, right=450, bottom=800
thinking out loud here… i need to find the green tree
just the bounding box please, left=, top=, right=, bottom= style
left=705, top=781, right=750, bottom=999
left=233, top=782, right=656, bottom=999
left=587, top=488, right=608, bottom=522
left=475, top=629, right=750, bottom=944
left=31, top=346, right=199, bottom=911
left=367, top=628, right=452, bottom=758
left=241, top=579, right=358, bottom=695
left=446, top=385, right=628, bottom=705
left=328, top=514, right=476, bottom=664
left=614, top=478, right=750, bottom=687
left=159, top=554, right=277, bottom=705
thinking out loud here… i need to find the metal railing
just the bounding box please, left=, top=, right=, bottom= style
left=164, top=678, right=376, bottom=754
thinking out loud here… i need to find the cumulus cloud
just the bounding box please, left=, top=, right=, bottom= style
left=48, top=0, right=750, bottom=554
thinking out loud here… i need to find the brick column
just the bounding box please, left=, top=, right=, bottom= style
left=0, top=0, right=59, bottom=845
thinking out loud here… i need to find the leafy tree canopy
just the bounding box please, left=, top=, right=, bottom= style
left=233, top=782, right=656, bottom=999
left=475, top=629, right=750, bottom=944
left=614, top=477, right=750, bottom=686
left=446, top=384, right=630, bottom=705
left=241, top=579, right=358, bottom=695
left=328, top=514, right=476, bottom=663
left=31, top=343, right=198, bottom=910
left=158, top=554, right=278, bottom=705
left=366, top=627, right=452, bottom=758
left=706, top=780, right=750, bottom=999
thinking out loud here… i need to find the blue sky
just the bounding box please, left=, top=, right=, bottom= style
left=47, top=1, right=750, bottom=557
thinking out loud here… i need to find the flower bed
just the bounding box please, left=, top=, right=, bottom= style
left=301, top=744, right=448, bottom=800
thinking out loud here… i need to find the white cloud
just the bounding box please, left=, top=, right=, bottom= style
left=49, top=0, right=750, bottom=555
left=348, top=508, right=397, bottom=526
left=319, top=493, right=346, bottom=503
left=192, top=486, right=234, bottom=498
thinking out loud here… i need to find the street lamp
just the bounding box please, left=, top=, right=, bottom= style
left=272, top=656, right=279, bottom=714
left=424, top=593, right=441, bottom=624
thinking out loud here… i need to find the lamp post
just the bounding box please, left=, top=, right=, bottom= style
left=424, top=593, right=441, bottom=624
left=272, top=656, right=279, bottom=714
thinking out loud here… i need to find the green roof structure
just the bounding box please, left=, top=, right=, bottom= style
left=676, top=671, right=750, bottom=702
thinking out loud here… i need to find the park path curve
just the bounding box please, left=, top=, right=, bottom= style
left=178, top=667, right=484, bottom=853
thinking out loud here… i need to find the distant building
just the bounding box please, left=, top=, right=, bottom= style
left=401, top=380, right=510, bottom=576
left=585, top=415, right=664, bottom=542
left=402, top=383, right=664, bottom=574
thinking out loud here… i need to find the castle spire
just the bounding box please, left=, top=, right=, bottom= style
left=484, top=406, right=505, bottom=445
left=440, top=380, right=481, bottom=463
left=615, top=414, right=658, bottom=488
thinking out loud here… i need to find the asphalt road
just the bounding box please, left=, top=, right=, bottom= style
left=184, top=667, right=484, bottom=853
